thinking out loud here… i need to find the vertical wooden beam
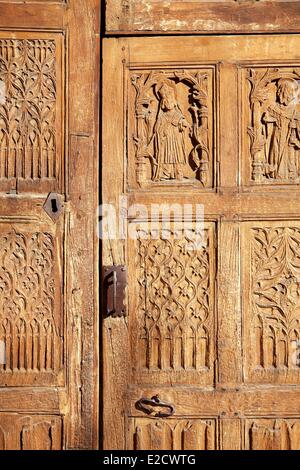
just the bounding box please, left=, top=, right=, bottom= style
left=102, top=37, right=130, bottom=450
left=64, top=0, right=99, bottom=449
left=217, top=221, right=242, bottom=387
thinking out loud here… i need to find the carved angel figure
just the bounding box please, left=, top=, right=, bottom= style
left=149, top=79, right=190, bottom=181
left=262, top=78, right=300, bottom=179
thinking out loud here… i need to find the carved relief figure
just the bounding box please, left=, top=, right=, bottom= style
left=263, top=79, right=300, bottom=179
left=131, top=70, right=211, bottom=186
left=152, top=80, right=189, bottom=180
left=248, top=69, right=300, bottom=183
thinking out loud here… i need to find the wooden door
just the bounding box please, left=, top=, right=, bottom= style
left=0, top=1, right=99, bottom=449
left=103, top=34, right=300, bottom=450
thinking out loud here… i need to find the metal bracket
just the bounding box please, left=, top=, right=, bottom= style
left=103, top=266, right=127, bottom=317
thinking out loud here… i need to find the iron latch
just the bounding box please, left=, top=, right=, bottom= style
left=136, top=395, right=175, bottom=418
left=103, top=266, right=127, bottom=317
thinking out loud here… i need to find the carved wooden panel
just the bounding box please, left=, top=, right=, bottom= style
left=242, top=66, right=300, bottom=188
left=104, top=33, right=300, bottom=451
left=245, top=419, right=300, bottom=450
left=0, top=221, right=64, bottom=386
left=129, top=222, right=216, bottom=385
left=0, top=414, right=62, bottom=450
left=0, top=32, right=64, bottom=193
left=129, top=418, right=216, bottom=450
left=243, top=222, right=300, bottom=384
left=128, top=67, right=215, bottom=189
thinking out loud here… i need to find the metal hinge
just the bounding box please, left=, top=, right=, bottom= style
left=102, top=266, right=127, bottom=318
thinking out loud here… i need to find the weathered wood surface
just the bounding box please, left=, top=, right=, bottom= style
left=103, top=33, right=300, bottom=450
left=0, top=0, right=99, bottom=450
left=106, top=0, right=300, bottom=34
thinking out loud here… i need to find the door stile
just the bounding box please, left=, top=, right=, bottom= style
left=102, top=37, right=131, bottom=450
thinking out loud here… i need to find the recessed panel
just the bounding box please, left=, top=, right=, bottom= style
left=245, top=418, right=300, bottom=450
left=0, top=414, right=62, bottom=450
left=0, top=32, right=64, bottom=193
left=243, top=221, right=300, bottom=384
left=241, top=65, right=300, bottom=189
left=129, top=222, right=216, bottom=386
left=0, top=217, right=64, bottom=386
left=129, top=418, right=216, bottom=450
left=128, top=66, right=216, bottom=190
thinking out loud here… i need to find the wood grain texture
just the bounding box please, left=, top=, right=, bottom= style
left=129, top=222, right=216, bottom=386
left=0, top=414, right=62, bottom=450
left=245, top=418, right=300, bottom=450
left=102, top=38, right=130, bottom=450
left=0, top=221, right=64, bottom=386
left=0, top=0, right=99, bottom=450
left=129, top=418, right=217, bottom=450
left=0, top=33, right=64, bottom=194
left=0, top=4, right=65, bottom=29
left=218, top=222, right=242, bottom=387
left=103, top=34, right=300, bottom=450
left=129, top=67, right=214, bottom=188
left=128, top=386, right=300, bottom=416
left=105, top=1, right=300, bottom=34
left=63, top=0, right=99, bottom=449
left=243, top=222, right=300, bottom=385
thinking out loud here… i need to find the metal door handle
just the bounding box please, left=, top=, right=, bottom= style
left=113, top=270, right=117, bottom=314
left=136, top=395, right=175, bottom=418
left=103, top=266, right=127, bottom=317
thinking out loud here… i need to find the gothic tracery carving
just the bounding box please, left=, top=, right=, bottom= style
left=132, top=418, right=215, bottom=450
left=0, top=415, right=61, bottom=450
left=0, top=39, right=57, bottom=183
left=135, top=229, right=213, bottom=372
left=250, top=226, right=300, bottom=372
left=0, top=230, right=60, bottom=377
left=247, top=419, right=300, bottom=450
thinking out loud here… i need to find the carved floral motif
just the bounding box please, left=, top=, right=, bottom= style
left=0, top=231, right=60, bottom=374
left=0, top=39, right=57, bottom=181
left=251, top=227, right=300, bottom=370
left=136, top=229, right=213, bottom=371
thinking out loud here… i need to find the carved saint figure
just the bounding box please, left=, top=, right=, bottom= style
left=150, top=80, right=190, bottom=181
left=263, top=78, right=300, bottom=179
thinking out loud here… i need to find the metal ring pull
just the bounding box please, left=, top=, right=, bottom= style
left=136, top=395, right=175, bottom=418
